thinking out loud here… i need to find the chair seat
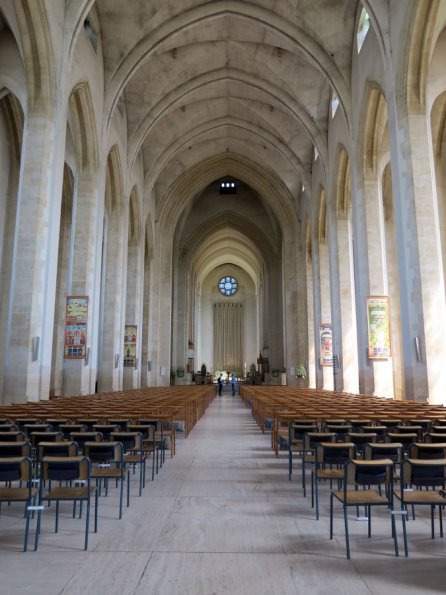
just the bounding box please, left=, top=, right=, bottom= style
left=0, top=487, right=37, bottom=501
left=91, top=468, right=123, bottom=479
left=332, top=489, right=389, bottom=506
left=41, top=486, right=95, bottom=500
left=395, top=489, right=446, bottom=505
left=316, top=469, right=343, bottom=481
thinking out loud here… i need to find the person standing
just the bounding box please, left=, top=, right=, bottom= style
left=230, top=373, right=236, bottom=396
left=217, top=375, right=223, bottom=396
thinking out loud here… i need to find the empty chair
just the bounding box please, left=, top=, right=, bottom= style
left=76, top=419, right=100, bottom=430
left=127, top=425, right=158, bottom=481
left=0, top=441, right=32, bottom=459
left=378, top=419, right=402, bottom=433
left=15, top=419, right=38, bottom=431
left=288, top=423, right=318, bottom=480
left=425, top=432, right=446, bottom=443
left=312, top=442, right=355, bottom=520
left=0, top=424, right=17, bottom=432
left=92, top=425, right=119, bottom=441
left=23, top=424, right=52, bottom=439
left=0, top=456, right=38, bottom=551
left=84, top=441, right=127, bottom=521
left=364, top=425, right=387, bottom=441
left=324, top=424, right=352, bottom=441
left=301, top=432, right=337, bottom=497
left=36, top=441, right=78, bottom=462
left=345, top=433, right=377, bottom=456
left=30, top=432, right=64, bottom=452
left=386, top=433, right=418, bottom=454
left=0, top=432, right=25, bottom=443
left=330, top=459, right=397, bottom=559
left=45, top=419, right=69, bottom=431
left=395, top=458, right=446, bottom=553
left=70, top=431, right=102, bottom=454
left=409, top=419, right=432, bottom=431
left=106, top=419, right=129, bottom=431
left=349, top=419, right=372, bottom=431
left=395, top=426, right=423, bottom=441
left=59, top=424, right=86, bottom=439
left=35, top=456, right=97, bottom=551
left=364, top=442, right=404, bottom=465
left=408, top=442, right=446, bottom=460
left=110, top=432, right=145, bottom=496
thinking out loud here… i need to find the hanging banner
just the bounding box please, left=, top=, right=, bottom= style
left=319, top=323, right=333, bottom=366
left=64, top=296, right=88, bottom=358
left=367, top=296, right=391, bottom=359
left=124, top=325, right=137, bottom=367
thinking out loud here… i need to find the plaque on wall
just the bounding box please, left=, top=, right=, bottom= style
left=64, top=296, right=88, bottom=359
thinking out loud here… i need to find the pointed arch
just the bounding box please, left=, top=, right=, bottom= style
left=68, top=81, right=98, bottom=174
left=105, top=145, right=124, bottom=215
left=128, top=185, right=141, bottom=245
left=362, top=84, right=388, bottom=173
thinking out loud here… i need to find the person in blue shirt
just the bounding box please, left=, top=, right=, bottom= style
left=230, top=373, right=237, bottom=396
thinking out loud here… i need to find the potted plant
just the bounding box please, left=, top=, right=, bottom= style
left=296, top=364, right=307, bottom=378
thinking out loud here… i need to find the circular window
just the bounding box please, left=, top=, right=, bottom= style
left=218, top=276, right=238, bottom=296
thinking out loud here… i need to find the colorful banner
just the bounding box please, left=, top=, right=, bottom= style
left=124, top=325, right=137, bottom=367
left=319, top=323, right=333, bottom=366
left=64, top=296, right=88, bottom=358
left=367, top=296, right=391, bottom=359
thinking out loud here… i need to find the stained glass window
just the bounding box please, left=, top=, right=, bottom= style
left=218, top=276, right=238, bottom=296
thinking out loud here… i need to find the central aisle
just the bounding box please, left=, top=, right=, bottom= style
left=2, top=393, right=445, bottom=594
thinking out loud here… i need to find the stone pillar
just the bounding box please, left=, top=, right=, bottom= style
left=4, top=106, right=66, bottom=402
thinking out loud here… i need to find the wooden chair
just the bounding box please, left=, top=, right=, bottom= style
left=70, top=431, right=103, bottom=454
left=330, top=459, right=397, bottom=559
left=288, top=423, right=318, bottom=480
left=301, top=432, right=337, bottom=497
left=84, top=441, right=127, bottom=522
left=395, top=458, right=446, bottom=553
left=311, top=442, right=355, bottom=520
left=0, top=456, right=38, bottom=551
left=35, top=456, right=97, bottom=550
left=110, top=432, right=145, bottom=496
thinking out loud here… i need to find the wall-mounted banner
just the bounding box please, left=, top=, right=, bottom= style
left=124, top=325, right=137, bottom=367
left=64, top=296, right=88, bottom=358
left=319, top=323, right=333, bottom=366
left=367, top=296, right=391, bottom=359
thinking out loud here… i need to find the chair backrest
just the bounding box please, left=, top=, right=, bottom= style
left=60, top=424, right=87, bottom=438
left=92, top=425, right=119, bottom=439
left=110, top=432, right=143, bottom=451
left=289, top=424, right=318, bottom=442
left=363, top=442, right=403, bottom=463
left=70, top=431, right=103, bottom=453
left=346, top=433, right=377, bottom=446
left=45, top=419, right=69, bottom=430
left=24, top=424, right=52, bottom=437
left=378, top=419, right=402, bottom=431
left=31, top=431, right=64, bottom=447
left=137, top=419, right=159, bottom=431
left=425, top=432, right=446, bottom=443
left=346, top=458, right=394, bottom=488
left=41, top=455, right=90, bottom=482
left=316, top=442, right=355, bottom=465
left=15, top=418, right=38, bottom=430
left=37, top=441, right=78, bottom=460
left=408, top=442, right=446, bottom=460
left=106, top=419, right=129, bottom=431
left=0, top=431, right=25, bottom=442
left=127, top=425, right=155, bottom=441
left=0, top=456, right=33, bottom=483
left=304, top=432, right=337, bottom=450
left=0, top=424, right=17, bottom=432
left=386, top=433, right=417, bottom=447
left=84, top=441, right=123, bottom=463
left=409, top=419, right=432, bottom=429
left=0, top=441, right=32, bottom=458
left=401, top=458, right=446, bottom=488
left=349, top=419, right=372, bottom=430
left=76, top=419, right=100, bottom=429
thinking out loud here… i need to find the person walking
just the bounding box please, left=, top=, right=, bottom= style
left=230, top=373, right=237, bottom=396
left=217, top=375, right=223, bottom=396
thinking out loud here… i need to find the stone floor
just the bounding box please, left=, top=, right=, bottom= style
left=1, top=391, right=446, bottom=594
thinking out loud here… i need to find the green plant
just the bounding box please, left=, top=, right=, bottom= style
left=296, top=363, right=307, bottom=379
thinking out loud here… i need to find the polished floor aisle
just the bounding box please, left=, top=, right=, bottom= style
left=1, top=392, right=446, bottom=594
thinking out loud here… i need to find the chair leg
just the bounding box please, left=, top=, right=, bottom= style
left=85, top=496, right=91, bottom=551
left=329, top=493, right=334, bottom=539
left=440, top=505, right=443, bottom=538
left=431, top=505, right=435, bottom=539
left=344, top=505, right=350, bottom=559
left=55, top=500, right=59, bottom=533
left=94, top=489, right=99, bottom=533
left=288, top=449, right=292, bottom=480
